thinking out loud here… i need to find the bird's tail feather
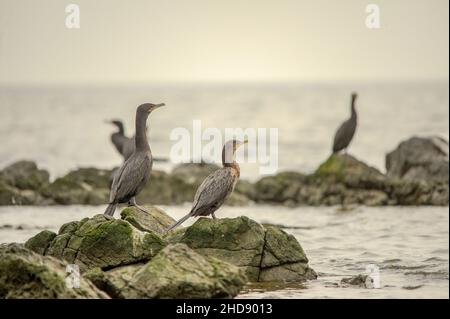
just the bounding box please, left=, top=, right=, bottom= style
left=166, top=211, right=192, bottom=232
left=104, top=203, right=116, bottom=217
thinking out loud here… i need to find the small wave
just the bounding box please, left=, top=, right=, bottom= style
left=383, top=264, right=425, bottom=270
left=402, top=285, right=424, bottom=290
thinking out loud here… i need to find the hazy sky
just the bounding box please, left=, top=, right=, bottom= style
left=0, top=0, right=448, bottom=85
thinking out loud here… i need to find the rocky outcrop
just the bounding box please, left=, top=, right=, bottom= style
left=0, top=161, right=52, bottom=205
left=251, top=154, right=448, bottom=206
left=386, top=136, right=449, bottom=183
left=169, top=216, right=317, bottom=282
left=85, top=244, right=246, bottom=299
left=16, top=206, right=315, bottom=298
left=2, top=140, right=447, bottom=207
left=28, top=214, right=165, bottom=272
left=0, top=243, right=108, bottom=299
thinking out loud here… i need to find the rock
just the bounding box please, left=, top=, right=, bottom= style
left=24, top=230, right=57, bottom=255
left=136, top=170, right=195, bottom=205
left=0, top=161, right=50, bottom=190
left=41, top=168, right=112, bottom=205
left=171, top=163, right=220, bottom=187
left=259, top=226, right=317, bottom=282
left=86, top=244, right=247, bottom=299
left=0, top=243, right=108, bottom=299
left=0, top=180, right=51, bottom=205
left=341, top=274, right=372, bottom=288
left=120, top=205, right=176, bottom=236
left=253, top=172, right=307, bottom=204
left=386, top=136, right=449, bottom=183
left=29, top=214, right=166, bottom=271
left=172, top=216, right=316, bottom=282
left=315, top=154, right=386, bottom=188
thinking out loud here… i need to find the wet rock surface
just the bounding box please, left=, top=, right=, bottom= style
left=170, top=216, right=317, bottom=282
left=10, top=206, right=315, bottom=298
left=0, top=243, right=108, bottom=299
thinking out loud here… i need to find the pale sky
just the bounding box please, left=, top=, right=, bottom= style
left=0, top=0, right=448, bottom=85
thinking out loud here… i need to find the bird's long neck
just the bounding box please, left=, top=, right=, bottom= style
left=350, top=97, right=357, bottom=120
left=135, top=113, right=150, bottom=151
left=222, top=147, right=240, bottom=176
left=116, top=123, right=125, bottom=135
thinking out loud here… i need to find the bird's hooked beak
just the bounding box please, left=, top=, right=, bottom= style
left=150, top=103, right=165, bottom=112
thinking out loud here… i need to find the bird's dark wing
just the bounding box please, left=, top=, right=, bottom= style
left=191, top=168, right=236, bottom=216
left=109, top=152, right=152, bottom=203
left=333, top=119, right=356, bottom=152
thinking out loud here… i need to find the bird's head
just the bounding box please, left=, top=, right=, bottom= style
left=137, top=103, right=165, bottom=114
left=105, top=119, right=124, bottom=132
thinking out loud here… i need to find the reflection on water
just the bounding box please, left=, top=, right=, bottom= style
left=0, top=204, right=448, bottom=299
left=0, top=82, right=448, bottom=180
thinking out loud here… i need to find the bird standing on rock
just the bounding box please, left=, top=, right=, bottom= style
left=167, top=139, right=248, bottom=231
left=332, top=92, right=358, bottom=154
left=104, top=103, right=165, bottom=217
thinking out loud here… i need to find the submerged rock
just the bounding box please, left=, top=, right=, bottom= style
left=86, top=244, right=247, bottom=299
left=386, top=136, right=449, bottom=183
left=341, top=274, right=373, bottom=289
left=172, top=216, right=317, bottom=282
left=0, top=243, right=107, bottom=299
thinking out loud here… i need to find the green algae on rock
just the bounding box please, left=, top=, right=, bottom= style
left=24, top=230, right=57, bottom=255
left=173, top=216, right=316, bottom=282
left=0, top=243, right=108, bottom=299
left=30, top=214, right=166, bottom=271
left=86, top=244, right=247, bottom=299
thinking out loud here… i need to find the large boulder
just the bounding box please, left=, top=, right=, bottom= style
left=27, top=214, right=166, bottom=272
left=0, top=243, right=108, bottom=299
left=120, top=206, right=176, bottom=235
left=386, top=136, right=449, bottom=183
left=171, top=216, right=317, bottom=282
left=0, top=161, right=50, bottom=190
left=0, top=161, right=53, bottom=205
left=85, top=244, right=247, bottom=299
left=41, top=168, right=112, bottom=205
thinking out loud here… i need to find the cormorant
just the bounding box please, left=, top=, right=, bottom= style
left=167, top=139, right=247, bottom=231
left=107, top=120, right=168, bottom=162
left=332, top=93, right=358, bottom=154
left=104, top=103, right=165, bottom=217
left=107, top=120, right=135, bottom=160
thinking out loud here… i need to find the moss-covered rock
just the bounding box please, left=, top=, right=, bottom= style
left=0, top=243, right=108, bottom=299
left=120, top=205, right=176, bottom=235
left=173, top=216, right=316, bottom=282
left=86, top=244, right=246, bottom=299
left=41, top=168, right=112, bottom=205
left=28, top=214, right=166, bottom=272
left=0, top=161, right=50, bottom=190
left=24, top=230, right=57, bottom=255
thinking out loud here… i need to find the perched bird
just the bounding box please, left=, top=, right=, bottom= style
left=104, top=103, right=165, bottom=217
left=107, top=120, right=135, bottom=160
left=107, top=120, right=168, bottom=162
left=332, top=93, right=358, bottom=154
left=167, top=139, right=248, bottom=231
